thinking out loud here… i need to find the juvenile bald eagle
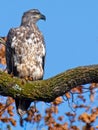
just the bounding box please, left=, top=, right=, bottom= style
left=6, top=9, right=46, bottom=116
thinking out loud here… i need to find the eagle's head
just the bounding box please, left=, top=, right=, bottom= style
left=21, top=9, right=46, bottom=25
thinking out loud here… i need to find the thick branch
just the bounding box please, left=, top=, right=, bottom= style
left=0, top=65, right=98, bottom=102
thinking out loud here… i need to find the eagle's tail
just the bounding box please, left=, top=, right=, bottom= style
left=15, top=98, right=31, bottom=116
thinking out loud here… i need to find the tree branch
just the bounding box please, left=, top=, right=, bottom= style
left=0, top=65, right=98, bottom=102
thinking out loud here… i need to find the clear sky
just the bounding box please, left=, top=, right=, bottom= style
left=0, top=0, right=98, bottom=130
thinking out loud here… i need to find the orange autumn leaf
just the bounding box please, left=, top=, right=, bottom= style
left=53, top=97, right=62, bottom=105
left=52, top=106, right=58, bottom=114
left=0, top=103, right=4, bottom=109
left=79, top=112, right=98, bottom=124
left=65, top=92, right=71, bottom=99
left=71, top=126, right=79, bottom=130
left=0, top=117, right=9, bottom=123
left=58, top=116, right=64, bottom=121
left=89, top=113, right=96, bottom=123
left=0, top=44, right=6, bottom=65
left=90, top=92, right=94, bottom=102
left=72, top=86, right=83, bottom=93
left=7, top=106, right=14, bottom=116
left=66, top=112, right=76, bottom=117
left=78, top=113, right=90, bottom=123
left=90, top=83, right=98, bottom=89
left=9, top=118, right=16, bottom=126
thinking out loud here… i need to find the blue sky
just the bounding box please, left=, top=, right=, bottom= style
left=0, top=0, right=98, bottom=129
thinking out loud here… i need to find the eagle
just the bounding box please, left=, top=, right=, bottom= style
left=6, top=9, right=46, bottom=116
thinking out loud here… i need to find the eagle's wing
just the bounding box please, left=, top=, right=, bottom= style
left=6, top=28, right=18, bottom=75
left=6, top=28, right=32, bottom=116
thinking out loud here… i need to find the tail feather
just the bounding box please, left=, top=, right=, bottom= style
left=15, top=98, right=31, bottom=116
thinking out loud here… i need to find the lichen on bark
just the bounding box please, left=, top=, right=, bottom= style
left=0, top=65, right=98, bottom=102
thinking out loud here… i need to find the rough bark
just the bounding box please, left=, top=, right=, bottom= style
left=0, top=65, right=98, bottom=102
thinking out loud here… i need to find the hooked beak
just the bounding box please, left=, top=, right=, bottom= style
left=40, top=14, right=46, bottom=21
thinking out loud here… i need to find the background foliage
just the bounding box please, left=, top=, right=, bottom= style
left=0, top=1, right=98, bottom=130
